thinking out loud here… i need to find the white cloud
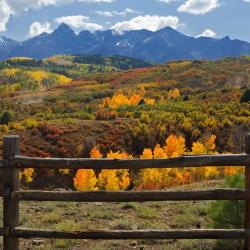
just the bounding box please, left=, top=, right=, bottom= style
left=95, top=10, right=114, bottom=17
left=196, top=29, right=216, bottom=38
left=0, top=0, right=114, bottom=32
left=0, top=0, right=11, bottom=32
left=124, top=8, right=142, bottom=14
left=54, top=15, right=103, bottom=31
left=95, top=8, right=142, bottom=17
left=0, top=0, right=71, bottom=33
left=29, top=21, right=53, bottom=37
left=111, top=15, right=180, bottom=33
left=178, top=0, right=220, bottom=15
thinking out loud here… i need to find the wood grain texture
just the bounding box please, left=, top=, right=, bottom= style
left=12, top=228, right=250, bottom=240
left=13, top=189, right=250, bottom=202
left=245, top=133, right=250, bottom=250
left=11, top=154, right=250, bottom=170
left=3, top=136, right=20, bottom=250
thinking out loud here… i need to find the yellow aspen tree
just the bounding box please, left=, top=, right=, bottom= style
left=73, top=146, right=100, bottom=191
left=139, top=148, right=163, bottom=189
left=204, top=135, right=216, bottom=153
left=74, top=169, right=98, bottom=191
left=98, top=151, right=131, bottom=191
left=168, top=88, right=181, bottom=99
left=164, top=135, right=186, bottom=157
left=101, top=89, right=155, bottom=108
left=21, top=168, right=35, bottom=183
left=191, top=136, right=219, bottom=180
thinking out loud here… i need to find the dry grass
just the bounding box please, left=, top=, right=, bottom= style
left=0, top=180, right=243, bottom=249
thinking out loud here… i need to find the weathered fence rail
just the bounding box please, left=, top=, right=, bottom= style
left=0, top=134, right=250, bottom=250
left=12, top=154, right=250, bottom=169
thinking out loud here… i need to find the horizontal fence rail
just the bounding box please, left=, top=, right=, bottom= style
left=13, top=189, right=250, bottom=202
left=1, top=134, right=250, bottom=250
left=11, top=154, right=250, bottom=169
left=11, top=228, right=250, bottom=240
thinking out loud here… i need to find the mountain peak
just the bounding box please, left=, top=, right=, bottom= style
left=54, top=23, right=75, bottom=35
left=1, top=27, right=250, bottom=63
left=222, top=36, right=231, bottom=41
left=158, top=26, right=179, bottom=33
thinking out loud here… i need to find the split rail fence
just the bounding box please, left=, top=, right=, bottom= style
left=0, top=134, right=250, bottom=250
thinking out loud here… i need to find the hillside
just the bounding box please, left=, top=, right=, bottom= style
left=0, top=57, right=249, bottom=162
left=0, top=58, right=248, bottom=250
left=2, top=55, right=152, bottom=80
left=45, top=55, right=153, bottom=70
left=1, top=24, right=250, bottom=63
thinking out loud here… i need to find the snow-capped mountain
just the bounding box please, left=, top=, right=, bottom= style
left=2, top=24, right=250, bottom=63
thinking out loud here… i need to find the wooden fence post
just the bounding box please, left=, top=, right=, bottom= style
left=3, top=136, right=20, bottom=250
left=245, top=133, right=250, bottom=250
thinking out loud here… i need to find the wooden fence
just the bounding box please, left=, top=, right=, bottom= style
left=0, top=134, right=250, bottom=250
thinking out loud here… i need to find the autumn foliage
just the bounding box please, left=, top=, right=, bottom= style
left=73, top=169, right=98, bottom=191
left=98, top=151, right=131, bottom=191
left=73, top=147, right=131, bottom=191
left=20, top=168, right=35, bottom=183
left=73, top=134, right=243, bottom=191
left=102, top=88, right=155, bottom=109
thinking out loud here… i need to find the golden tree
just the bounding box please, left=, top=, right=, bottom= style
left=191, top=135, right=220, bottom=180
left=139, top=148, right=164, bottom=189
left=20, top=168, right=35, bottom=183
left=164, top=135, right=186, bottom=157
left=101, top=89, right=155, bottom=108
left=98, top=151, right=131, bottom=191
left=74, top=169, right=98, bottom=191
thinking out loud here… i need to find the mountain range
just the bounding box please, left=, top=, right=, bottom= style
left=1, top=24, right=250, bottom=63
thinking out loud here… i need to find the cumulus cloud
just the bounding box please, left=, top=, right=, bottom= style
left=55, top=15, right=103, bottom=31
left=0, top=0, right=11, bottom=32
left=0, top=0, right=70, bottom=33
left=0, top=0, right=114, bottom=32
left=95, top=8, right=142, bottom=17
left=29, top=21, right=53, bottom=37
left=178, top=0, right=220, bottom=15
left=111, top=15, right=180, bottom=33
left=196, top=29, right=216, bottom=38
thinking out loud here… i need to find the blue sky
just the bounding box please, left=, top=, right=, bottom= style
left=0, top=0, right=250, bottom=42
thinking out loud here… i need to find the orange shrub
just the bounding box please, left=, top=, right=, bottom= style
left=74, top=169, right=98, bottom=191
